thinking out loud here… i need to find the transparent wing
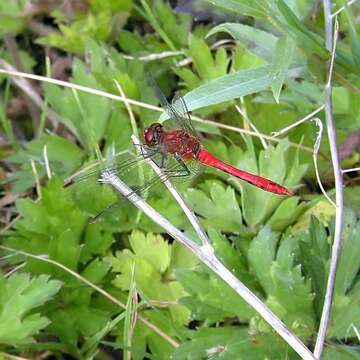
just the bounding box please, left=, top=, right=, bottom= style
left=170, top=93, right=198, bottom=137
left=84, top=153, right=200, bottom=222
left=65, top=147, right=163, bottom=186
left=146, top=74, right=198, bottom=138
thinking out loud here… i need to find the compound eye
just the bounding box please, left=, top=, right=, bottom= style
left=144, top=127, right=154, bottom=145
left=144, top=123, right=163, bottom=146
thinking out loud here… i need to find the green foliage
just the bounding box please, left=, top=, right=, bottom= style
left=43, top=60, right=113, bottom=150
left=172, top=327, right=297, bottom=360
left=0, top=273, right=62, bottom=345
left=37, top=0, right=132, bottom=54
left=4, top=179, right=114, bottom=349
left=249, top=228, right=315, bottom=340
left=108, top=231, right=196, bottom=322
left=185, top=181, right=244, bottom=233
left=0, top=0, right=26, bottom=36
left=329, top=210, right=360, bottom=339
left=107, top=231, right=197, bottom=357
left=7, top=134, right=84, bottom=192
left=161, top=66, right=273, bottom=119
left=139, top=0, right=191, bottom=50
left=1, top=0, right=360, bottom=358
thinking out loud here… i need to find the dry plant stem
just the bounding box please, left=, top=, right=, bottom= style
left=0, top=245, right=179, bottom=348
left=332, top=0, right=358, bottom=17
left=30, top=159, right=41, bottom=199
left=235, top=104, right=267, bottom=149
left=113, top=80, right=139, bottom=139
left=43, top=145, right=52, bottom=179
left=312, top=118, right=336, bottom=207
left=314, top=9, right=344, bottom=359
left=0, top=66, right=317, bottom=155
left=4, top=262, right=26, bottom=277
left=0, top=60, right=59, bottom=127
left=271, top=105, right=325, bottom=137
left=122, top=50, right=184, bottom=61
left=131, top=135, right=210, bottom=247
left=100, top=170, right=315, bottom=360
left=342, top=167, right=360, bottom=173
left=351, top=324, right=360, bottom=341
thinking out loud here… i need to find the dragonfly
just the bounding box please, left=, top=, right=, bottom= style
left=68, top=85, right=292, bottom=220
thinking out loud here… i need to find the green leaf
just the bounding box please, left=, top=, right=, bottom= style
left=249, top=228, right=315, bottom=339
left=7, top=134, right=84, bottom=192
left=248, top=226, right=279, bottom=294
left=299, top=216, right=329, bottom=317
left=343, top=4, right=360, bottom=67
left=49, top=304, right=109, bottom=340
left=237, top=140, right=297, bottom=227
left=268, top=196, right=308, bottom=232
left=123, top=265, right=136, bottom=360
left=129, top=230, right=171, bottom=273
left=187, top=36, right=229, bottom=82
left=172, top=327, right=295, bottom=359
left=272, top=0, right=327, bottom=58
left=0, top=0, right=25, bottom=36
left=82, top=259, right=111, bottom=284
left=184, top=181, right=243, bottom=233
left=90, top=0, right=132, bottom=12
left=43, top=60, right=112, bottom=149
left=37, top=12, right=119, bottom=54
left=207, top=23, right=278, bottom=62
left=323, top=345, right=360, bottom=360
left=270, top=35, right=296, bottom=103
left=152, top=0, right=191, bottom=49
left=329, top=281, right=360, bottom=339
left=205, top=0, right=269, bottom=18
left=292, top=199, right=336, bottom=235
left=328, top=210, right=360, bottom=339
left=177, top=268, right=253, bottom=323
left=160, top=66, right=272, bottom=120
left=208, top=228, right=255, bottom=287
left=265, top=235, right=315, bottom=340
left=0, top=274, right=62, bottom=345
left=107, top=231, right=190, bottom=327
left=81, top=312, right=126, bottom=359
left=334, top=209, right=360, bottom=296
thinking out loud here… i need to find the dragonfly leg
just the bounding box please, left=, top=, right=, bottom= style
left=162, top=155, right=191, bottom=178
left=137, top=144, right=157, bottom=159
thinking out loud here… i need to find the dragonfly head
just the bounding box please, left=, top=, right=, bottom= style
left=144, top=123, right=164, bottom=147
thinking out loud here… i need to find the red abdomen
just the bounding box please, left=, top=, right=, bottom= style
left=197, top=149, right=293, bottom=196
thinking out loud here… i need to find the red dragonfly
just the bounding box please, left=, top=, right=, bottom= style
left=141, top=86, right=292, bottom=196
left=69, top=85, right=292, bottom=219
